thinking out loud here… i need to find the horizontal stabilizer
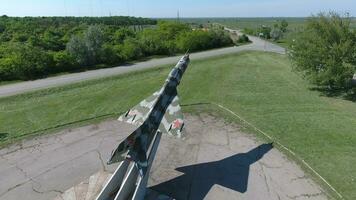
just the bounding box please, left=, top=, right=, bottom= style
left=118, top=90, right=160, bottom=127
left=158, top=95, right=185, bottom=138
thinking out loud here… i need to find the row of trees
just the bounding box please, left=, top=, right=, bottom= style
left=66, top=21, right=232, bottom=67
left=288, top=13, right=356, bottom=91
left=0, top=17, right=233, bottom=80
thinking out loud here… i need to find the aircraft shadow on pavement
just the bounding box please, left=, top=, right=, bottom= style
left=150, top=143, right=273, bottom=200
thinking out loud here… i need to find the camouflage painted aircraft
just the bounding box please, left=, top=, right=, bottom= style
left=107, top=54, right=190, bottom=174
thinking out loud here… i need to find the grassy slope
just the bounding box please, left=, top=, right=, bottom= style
left=0, top=52, right=355, bottom=199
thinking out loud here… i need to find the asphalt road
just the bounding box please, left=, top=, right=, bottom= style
left=0, top=30, right=285, bottom=98
left=0, top=114, right=326, bottom=200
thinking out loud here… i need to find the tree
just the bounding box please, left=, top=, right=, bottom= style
left=258, top=26, right=271, bottom=39
left=0, top=17, right=234, bottom=81
left=280, top=19, right=289, bottom=33
left=0, top=23, right=5, bottom=33
left=85, top=25, right=104, bottom=60
left=288, top=12, right=356, bottom=89
left=270, top=28, right=282, bottom=41
left=66, top=35, right=88, bottom=66
left=66, top=25, right=105, bottom=66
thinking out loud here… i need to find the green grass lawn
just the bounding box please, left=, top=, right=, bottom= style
left=0, top=51, right=355, bottom=199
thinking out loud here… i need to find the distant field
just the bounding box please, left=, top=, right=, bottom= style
left=177, top=17, right=308, bottom=48
left=179, top=17, right=356, bottom=30
left=0, top=52, right=355, bottom=199
left=350, top=18, right=356, bottom=28
left=188, top=17, right=356, bottom=49
left=179, top=17, right=307, bottom=31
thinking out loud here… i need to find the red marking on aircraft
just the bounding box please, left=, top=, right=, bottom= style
left=172, top=119, right=182, bottom=129
left=127, top=137, right=135, bottom=145
left=129, top=110, right=136, bottom=116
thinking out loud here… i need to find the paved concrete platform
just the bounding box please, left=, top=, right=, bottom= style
left=0, top=114, right=326, bottom=200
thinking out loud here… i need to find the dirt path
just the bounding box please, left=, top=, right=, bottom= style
left=0, top=114, right=326, bottom=200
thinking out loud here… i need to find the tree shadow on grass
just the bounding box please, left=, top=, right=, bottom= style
left=0, top=132, right=9, bottom=141
left=309, top=87, right=356, bottom=102
left=150, top=143, right=273, bottom=200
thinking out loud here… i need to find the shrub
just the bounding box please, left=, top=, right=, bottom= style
left=237, top=34, right=250, bottom=43
left=243, top=28, right=256, bottom=35
left=289, top=12, right=356, bottom=89
left=99, top=44, right=125, bottom=65
left=138, top=29, right=169, bottom=56
left=258, top=26, right=271, bottom=39
left=51, top=50, right=76, bottom=72
left=0, top=43, right=53, bottom=80
left=42, top=29, right=65, bottom=51
left=121, top=38, right=143, bottom=60
left=176, top=31, right=213, bottom=52
left=157, top=21, right=190, bottom=40
left=210, top=30, right=234, bottom=47
left=176, top=29, right=233, bottom=52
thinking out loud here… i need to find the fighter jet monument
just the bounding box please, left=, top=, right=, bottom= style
left=96, top=54, right=190, bottom=200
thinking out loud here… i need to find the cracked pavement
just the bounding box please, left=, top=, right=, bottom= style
left=0, top=114, right=326, bottom=200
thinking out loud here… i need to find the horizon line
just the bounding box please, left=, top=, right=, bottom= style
left=1, top=15, right=355, bottom=19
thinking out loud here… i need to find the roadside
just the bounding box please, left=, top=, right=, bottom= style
left=0, top=114, right=327, bottom=200
left=224, top=27, right=286, bottom=53
left=0, top=30, right=285, bottom=98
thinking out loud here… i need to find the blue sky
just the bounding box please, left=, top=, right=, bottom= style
left=0, top=0, right=355, bottom=17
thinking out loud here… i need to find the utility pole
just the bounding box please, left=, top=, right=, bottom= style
left=177, top=10, right=180, bottom=22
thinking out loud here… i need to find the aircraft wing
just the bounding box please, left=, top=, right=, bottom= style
left=158, top=95, right=185, bottom=138
left=118, top=91, right=160, bottom=127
